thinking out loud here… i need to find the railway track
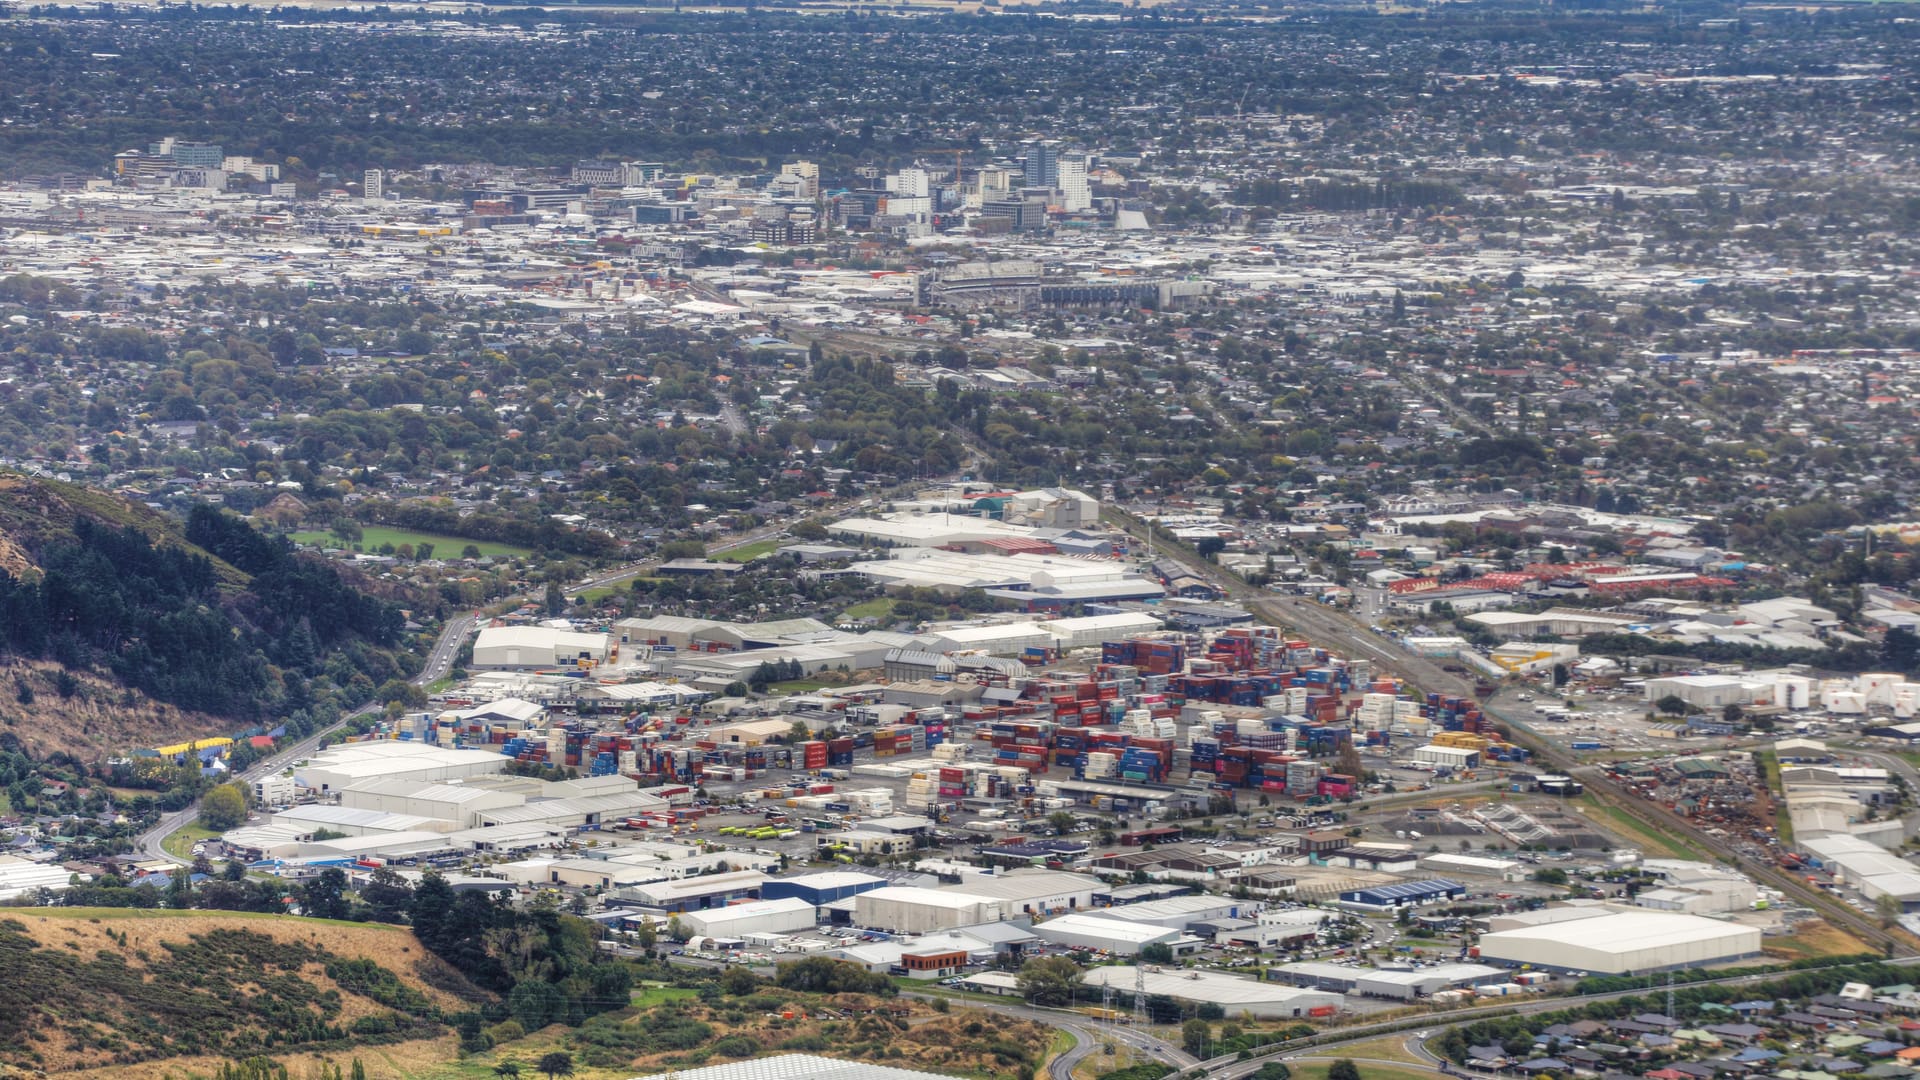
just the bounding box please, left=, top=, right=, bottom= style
left=1099, top=510, right=1920, bottom=958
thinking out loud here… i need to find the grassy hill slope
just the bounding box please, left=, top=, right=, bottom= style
left=0, top=908, right=476, bottom=1077
left=0, top=473, right=247, bottom=586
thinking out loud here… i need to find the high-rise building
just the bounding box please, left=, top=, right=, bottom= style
left=363, top=169, right=384, bottom=201
left=1057, top=155, right=1091, bottom=213
left=1022, top=142, right=1059, bottom=188
left=975, top=166, right=1015, bottom=209
left=886, top=167, right=931, bottom=198
left=150, top=138, right=224, bottom=167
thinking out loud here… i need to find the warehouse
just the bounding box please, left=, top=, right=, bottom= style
left=945, top=869, right=1094, bottom=915
left=471, top=626, right=612, bottom=670
left=1351, top=963, right=1510, bottom=1000
left=1642, top=675, right=1752, bottom=710
left=472, top=789, right=667, bottom=830
left=761, top=871, right=891, bottom=908
left=1411, top=745, right=1481, bottom=770
left=680, top=897, right=820, bottom=938
left=270, top=804, right=448, bottom=837
left=1216, top=908, right=1335, bottom=950
left=632, top=1053, right=967, bottom=1080
left=618, top=870, right=769, bottom=912
left=1338, top=879, right=1466, bottom=912
left=1475, top=908, right=1762, bottom=974
left=296, top=743, right=508, bottom=794
left=1466, top=609, right=1641, bottom=638
left=0, top=856, right=79, bottom=901
left=839, top=549, right=1153, bottom=596
left=614, top=614, right=721, bottom=651
left=1418, top=853, right=1526, bottom=881
left=1044, top=612, right=1164, bottom=651
left=1028, top=912, right=1187, bottom=956
left=1801, top=835, right=1920, bottom=909
left=1080, top=966, right=1341, bottom=1021
left=1107, top=894, right=1246, bottom=929
left=923, top=622, right=1056, bottom=657
left=826, top=515, right=1044, bottom=549
left=854, top=886, right=1008, bottom=934
left=337, top=779, right=524, bottom=827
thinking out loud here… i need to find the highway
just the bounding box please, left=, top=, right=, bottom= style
left=135, top=612, right=477, bottom=865
left=1099, top=508, right=1919, bottom=958
left=1189, top=953, right=1920, bottom=1080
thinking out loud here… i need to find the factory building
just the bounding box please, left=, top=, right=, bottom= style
left=1642, top=675, right=1752, bottom=710
left=1044, top=612, right=1164, bottom=651
left=951, top=869, right=1096, bottom=916
left=1475, top=907, right=1762, bottom=974
left=295, top=742, right=509, bottom=794
left=1080, top=966, right=1341, bottom=1020
left=1337, top=879, right=1466, bottom=912
left=1802, top=835, right=1920, bottom=910
left=679, top=897, right=820, bottom=939
left=855, top=887, right=1008, bottom=934
left=616, top=869, right=769, bottom=912
left=471, top=626, right=612, bottom=670
left=760, top=871, right=891, bottom=908
left=1028, top=912, right=1188, bottom=956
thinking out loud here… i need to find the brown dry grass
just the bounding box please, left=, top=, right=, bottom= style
left=0, top=658, right=230, bottom=759
left=8, top=909, right=472, bottom=1076
left=1763, top=919, right=1870, bottom=961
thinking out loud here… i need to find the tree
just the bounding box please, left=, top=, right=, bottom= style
left=721, top=965, right=760, bottom=995
left=304, top=868, right=351, bottom=920
left=200, top=783, right=249, bottom=831
left=1047, top=810, right=1078, bottom=835
left=1654, top=694, right=1690, bottom=716
left=536, top=1052, right=574, bottom=1080
left=1016, top=955, right=1083, bottom=1006
left=1140, top=942, right=1175, bottom=965
left=494, top=1064, right=522, bottom=1078
left=1182, top=1018, right=1212, bottom=1056
left=1877, top=893, right=1902, bottom=927
left=1328, top=1060, right=1362, bottom=1080
left=361, top=864, right=414, bottom=923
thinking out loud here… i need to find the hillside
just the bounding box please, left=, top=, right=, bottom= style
left=0, top=473, right=246, bottom=586
left=0, top=908, right=474, bottom=1078
left=0, top=471, right=411, bottom=737
left=0, top=658, right=228, bottom=759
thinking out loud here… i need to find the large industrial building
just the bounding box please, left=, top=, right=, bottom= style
left=1029, top=912, right=1187, bottom=956
left=1802, top=835, right=1920, bottom=910
left=679, top=897, right=819, bottom=939
left=294, top=742, right=509, bottom=793
left=1079, top=966, right=1342, bottom=1020
left=855, top=887, right=1008, bottom=934
left=1474, top=907, right=1762, bottom=974
left=471, top=626, right=613, bottom=670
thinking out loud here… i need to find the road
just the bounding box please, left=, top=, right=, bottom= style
left=135, top=612, right=476, bottom=866
left=1194, top=953, right=1920, bottom=1080
left=1099, top=508, right=1919, bottom=958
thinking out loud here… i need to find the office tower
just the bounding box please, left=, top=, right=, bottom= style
left=364, top=169, right=384, bottom=200
left=1057, top=155, right=1091, bottom=213
left=1022, top=141, right=1059, bottom=188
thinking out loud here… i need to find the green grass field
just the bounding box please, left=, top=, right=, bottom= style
left=161, top=823, right=222, bottom=861
left=840, top=597, right=897, bottom=622
left=714, top=538, right=781, bottom=562
left=289, top=526, right=533, bottom=560
left=769, top=679, right=836, bottom=693
left=1574, top=797, right=1712, bottom=861
left=631, top=985, right=699, bottom=1008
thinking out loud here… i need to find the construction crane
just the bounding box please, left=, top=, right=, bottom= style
left=909, top=148, right=970, bottom=184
